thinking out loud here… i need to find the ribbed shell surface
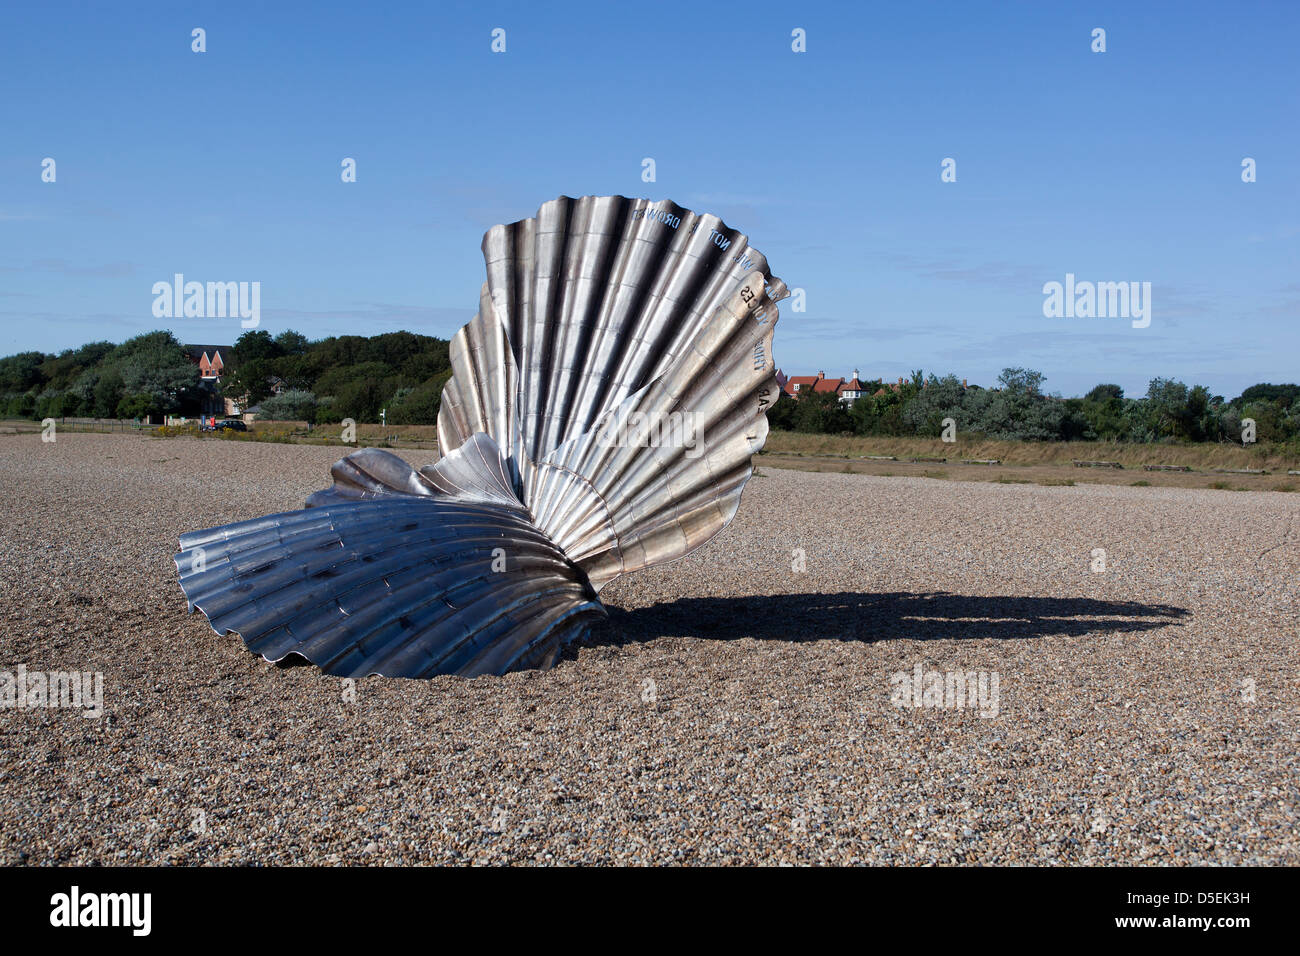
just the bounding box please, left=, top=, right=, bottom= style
left=175, top=197, right=786, bottom=678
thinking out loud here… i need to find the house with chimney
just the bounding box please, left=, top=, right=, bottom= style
left=777, top=370, right=869, bottom=406
left=776, top=368, right=976, bottom=406
left=839, top=371, right=867, bottom=403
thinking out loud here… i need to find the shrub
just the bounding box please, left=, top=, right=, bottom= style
left=115, top=392, right=159, bottom=420
left=257, top=389, right=319, bottom=423
left=388, top=371, right=452, bottom=426
left=156, top=423, right=200, bottom=437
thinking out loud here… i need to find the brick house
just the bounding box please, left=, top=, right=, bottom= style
left=781, top=371, right=827, bottom=397
left=183, top=344, right=236, bottom=418
left=184, top=345, right=230, bottom=381
left=779, top=370, right=869, bottom=406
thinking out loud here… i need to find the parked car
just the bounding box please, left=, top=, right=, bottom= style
left=213, top=419, right=247, bottom=432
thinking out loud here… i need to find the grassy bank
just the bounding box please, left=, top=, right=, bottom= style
left=0, top=418, right=442, bottom=450
left=759, top=430, right=1300, bottom=491
left=763, top=431, right=1300, bottom=472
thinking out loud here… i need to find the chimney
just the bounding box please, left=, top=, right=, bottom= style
left=817, top=370, right=824, bottom=379
left=852, top=368, right=859, bottom=382
left=962, top=378, right=967, bottom=389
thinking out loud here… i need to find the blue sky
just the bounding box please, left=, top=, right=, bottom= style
left=1, top=0, right=1296, bottom=398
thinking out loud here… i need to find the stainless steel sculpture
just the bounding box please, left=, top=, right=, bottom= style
left=175, top=196, right=788, bottom=677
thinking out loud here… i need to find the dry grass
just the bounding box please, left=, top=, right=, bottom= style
left=761, top=431, right=1300, bottom=492
left=0, top=419, right=442, bottom=448
left=762, top=454, right=1300, bottom=492
left=765, top=431, right=1300, bottom=472
left=234, top=421, right=441, bottom=449
left=248, top=421, right=441, bottom=442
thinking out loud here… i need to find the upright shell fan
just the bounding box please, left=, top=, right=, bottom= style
left=175, top=196, right=788, bottom=677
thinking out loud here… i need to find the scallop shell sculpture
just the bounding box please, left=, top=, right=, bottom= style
left=174, top=196, right=788, bottom=677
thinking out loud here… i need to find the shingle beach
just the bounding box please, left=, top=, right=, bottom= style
left=2, top=433, right=1296, bottom=864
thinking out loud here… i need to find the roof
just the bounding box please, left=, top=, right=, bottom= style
left=782, top=375, right=820, bottom=396
left=782, top=374, right=875, bottom=397
left=184, top=344, right=232, bottom=361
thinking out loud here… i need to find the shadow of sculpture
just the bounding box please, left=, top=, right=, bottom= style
left=592, top=591, right=1189, bottom=646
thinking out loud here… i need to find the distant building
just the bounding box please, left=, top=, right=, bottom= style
left=184, top=345, right=231, bottom=381
left=183, top=344, right=235, bottom=417
left=777, top=369, right=977, bottom=405
left=778, top=369, right=869, bottom=405
left=839, top=370, right=867, bottom=404
left=782, top=371, right=827, bottom=396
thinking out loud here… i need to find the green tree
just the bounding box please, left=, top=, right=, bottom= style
left=273, top=330, right=309, bottom=356
left=971, top=368, right=1063, bottom=440
left=766, top=393, right=797, bottom=430
left=1085, top=383, right=1124, bottom=402
left=1238, top=400, right=1286, bottom=443
left=257, top=389, right=319, bottom=423
left=223, top=358, right=275, bottom=406
left=997, top=367, right=1046, bottom=394
left=115, top=392, right=159, bottom=420
left=333, top=378, right=387, bottom=423
left=233, top=329, right=283, bottom=364
left=901, top=373, right=969, bottom=437
left=1238, top=383, right=1300, bottom=408
left=100, top=331, right=198, bottom=413
left=1143, top=378, right=1192, bottom=440
left=0, top=351, right=48, bottom=393
left=92, top=368, right=125, bottom=417
left=790, top=390, right=851, bottom=433
left=388, top=372, right=452, bottom=426
left=1081, top=384, right=1127, bottom=440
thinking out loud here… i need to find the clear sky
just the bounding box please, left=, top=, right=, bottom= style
left=1, top=0, right=1296, bottom=398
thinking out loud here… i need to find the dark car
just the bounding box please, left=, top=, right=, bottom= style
left=214, top=419, right=247, bottom=432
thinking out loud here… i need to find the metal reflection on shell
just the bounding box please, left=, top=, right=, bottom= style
left=174, top=196, right=788, bottom=677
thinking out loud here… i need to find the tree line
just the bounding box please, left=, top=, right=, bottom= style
left=768, top=368, right=1300, bottom=444
left=0, top=329, right=453, bottom=425
left=3, top=335, right=1295, bottom=444
left=220, top=329, right=451, bottom=425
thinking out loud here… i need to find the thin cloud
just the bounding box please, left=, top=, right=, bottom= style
left=0, top=259, right=135, bottom=277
